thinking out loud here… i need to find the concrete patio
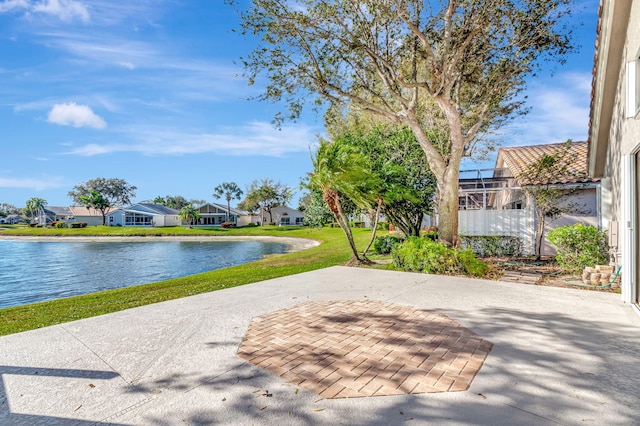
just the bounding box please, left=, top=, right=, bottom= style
left=1, top=266, right=639, bottom=425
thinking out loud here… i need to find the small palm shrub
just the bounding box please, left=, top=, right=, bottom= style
left=391, top=237, right=488, bottom=277
left=373, top=235, right=405, bottom=254
left=547, top=223, right=609, bottom=273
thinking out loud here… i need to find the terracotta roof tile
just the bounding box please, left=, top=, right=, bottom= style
left=68, top=206, right=116, bottom=216
left=498, top=141, right=598, bottom=186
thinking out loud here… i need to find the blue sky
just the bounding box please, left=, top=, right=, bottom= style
left=1, top=0, right=599, bottom=209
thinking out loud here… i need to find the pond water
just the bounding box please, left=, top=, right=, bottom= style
left=0, top=239, right=288, bottom=309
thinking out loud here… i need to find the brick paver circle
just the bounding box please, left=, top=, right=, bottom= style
left=237, top=300, right=492, bottom=399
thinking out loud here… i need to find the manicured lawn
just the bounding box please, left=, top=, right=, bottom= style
left=0, top=226, right=374, bottom=336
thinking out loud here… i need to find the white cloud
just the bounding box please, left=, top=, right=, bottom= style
left=0, top=0, right=89, bottom=22
left=47, top=102, right=107, bottom=129
left=32, top=0, right=89, bottom=23
left=0, top=0, right=29, bottom=13
left=0, top=176, right=64, bottom=190
left=502, top=71, right=592, bottom=147
left=64, top=121, right=318, bottom=157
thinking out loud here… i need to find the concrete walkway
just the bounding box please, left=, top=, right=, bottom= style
left=1, top=266, right=639, bottom=425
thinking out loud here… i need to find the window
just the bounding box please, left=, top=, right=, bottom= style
left=627, top=51, right=640, bottom=118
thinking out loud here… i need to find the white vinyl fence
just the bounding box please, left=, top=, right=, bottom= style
left=458, top=208, right=535, bottom=255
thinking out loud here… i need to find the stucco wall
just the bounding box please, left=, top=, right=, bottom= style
left=601, top=0, right=640, bottom=247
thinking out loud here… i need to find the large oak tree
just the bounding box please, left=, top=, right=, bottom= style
left=69, top=178, right=137, bottom=225
left=231, top=0, right=572, bottom=246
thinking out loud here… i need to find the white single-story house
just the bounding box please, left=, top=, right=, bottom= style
left=195, top=203, right=251, bottom=226
left=107, top=203, right=181, bottom=227
left=263, top=206, right=305, bottom=226
left=588, top=0, right=640, bottom=306
left=0, top=214, right=23, bottom=224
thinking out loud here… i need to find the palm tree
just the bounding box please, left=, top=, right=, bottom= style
left=178, top=205, right=200, bottom=228
left=214, top=182, right=243, bottom=223
left=24, top=197, right=47, bottom=223
left=309, top=140, right=378, bottom=264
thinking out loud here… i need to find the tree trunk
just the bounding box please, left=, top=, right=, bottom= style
left=226, top=196, right=231, bottom=222
left=362, top=199, right=382, bottom=257
left=534, top=208, right=546, bottom=261
left=437, top=167, right=460, bottom=247
left=323, top=189, right=362, bottom=263
left=383, top=209, right=421, bottom=237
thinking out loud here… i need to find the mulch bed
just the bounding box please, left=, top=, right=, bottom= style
left=484, top=256, right=620, bottom=293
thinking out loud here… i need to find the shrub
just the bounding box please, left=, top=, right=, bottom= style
left=391, top=237, right=488, bottom=277
left=243, top=222, right=258, bottom=227
left=221, top=222, right=236, bottom=228
left=547, top=223, right=609, bottom=273
left=70, top=222, right=88, bottom=228
left=377, top=222, right=390, bottom=230
left=423, top=231, right=438, bottom=241
left=350, top=221, right=365, bottom=228
left=55, top=222, right=67, bottom=229
left=460, top=235, right=523, bottom=257
left=373, top=235, right=405, bottom=254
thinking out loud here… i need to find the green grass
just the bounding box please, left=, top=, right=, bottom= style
left=0, top=226, right=373, bottom=336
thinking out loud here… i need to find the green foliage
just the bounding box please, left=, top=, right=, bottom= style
left=547, top=223, right=609, bottom=273
left=69, top=178, right=137, bottom=226
left=24, top=197, right=47, bottom=220
left=239, top=178, right=292, bottom=222
left=460, top=235, right=523, bottom=257
left=214, top=182, right=243, bottom=222
left=243, top=222, right=258, bottom=227
left=153, top=195, right=191, bottom=209
left=70, top=222, right=88, bottom=228
left=299, top=190, right=334, bottom=228
left=392, top=237, right=488, bottom=277
left=234, top=0, right=574, bottom=245
left=0, top=203, right=20, bottom=216
left=69, top=178, right=136, bottom=207
left=517, top=141, right=588, bottom=259
left=373, top=235, right=404, bottom=255
left=332, top=126, right=437, bottom=237
left=178, top=205, right=201, bottom=226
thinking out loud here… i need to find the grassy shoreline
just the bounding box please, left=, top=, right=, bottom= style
left=0, top=226, right=373, bottom=336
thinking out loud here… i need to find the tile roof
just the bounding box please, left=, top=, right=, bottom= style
left=497, top=141, right=597, bottom=186
left=69, top=206, right=116, bottom=216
